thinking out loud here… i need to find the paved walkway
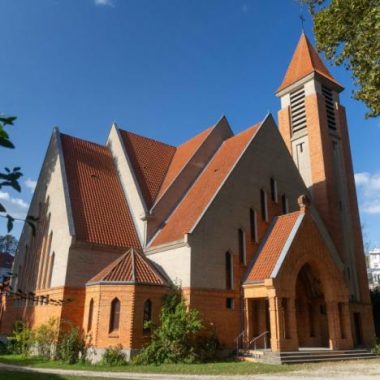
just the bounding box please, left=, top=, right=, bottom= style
left=1, top=360, right=380, bottom=379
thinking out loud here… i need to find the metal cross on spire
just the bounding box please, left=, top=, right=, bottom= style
left=299, top=13, right=306, bottom=31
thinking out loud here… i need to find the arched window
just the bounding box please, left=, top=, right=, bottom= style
left=47, top=252, right=55, bottom=289
left=225, top=252, right=233, bottom=290
left=87, top=298, right=94, bottom=332
left=143, top=299, right=152, bottom=335
left=109, top=298, right=120, bottom=333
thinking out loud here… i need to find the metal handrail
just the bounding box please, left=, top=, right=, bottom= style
left=249, top=330, right=269, bottom=351
left=234, top=330, right=245, bottom=353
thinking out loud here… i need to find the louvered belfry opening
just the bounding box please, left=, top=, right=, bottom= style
left=290, top=86, right=307, bottom=133
left=322, top=85, right=337, bottom=131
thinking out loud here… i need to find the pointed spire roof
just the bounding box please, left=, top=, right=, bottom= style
left=87, top=248, right=168, bottom=286
left=276, top=33, right=343, bottom=94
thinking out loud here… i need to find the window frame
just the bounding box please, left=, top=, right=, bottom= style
left=109, top=298, right=121, bottom=334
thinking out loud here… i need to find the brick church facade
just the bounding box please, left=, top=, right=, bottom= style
left=0, top=34, right=375, bottom=358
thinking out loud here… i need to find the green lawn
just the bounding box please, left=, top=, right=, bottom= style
left=0, top=354, right=296, bottom=375
left=0, top=369, right=127, bottom=380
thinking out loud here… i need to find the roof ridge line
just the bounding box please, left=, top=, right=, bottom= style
left=187, top=121, right=263, bottom=236
left=148, top=122, right=262, bottom=247
left=118, top=128, right=176, bottom=149
left=152, top=121, right=222, bottom=209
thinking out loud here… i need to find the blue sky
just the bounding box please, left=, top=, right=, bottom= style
left=0, top=0, right=379, bottom=249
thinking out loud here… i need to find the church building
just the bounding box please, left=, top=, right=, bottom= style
left=0, top=34, right=375, bottom=359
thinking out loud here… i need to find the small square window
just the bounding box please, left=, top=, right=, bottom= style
left=226, top=298, right=234, bottom=310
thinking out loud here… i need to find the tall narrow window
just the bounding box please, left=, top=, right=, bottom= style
left=238, top=229, right=246, bottom=265
left=143, top=299, right=152, bottom=335
left=225, top=252, right=233, bottom=290
left=270, top=178, right=278, bottom=202
left=260, top=189, right=268, bottom=222
left=109, top=298, right=121, bottom=333
left=281, top=194, right=289, bottom=214
left=47, top=252, right=55, bottom=289
left=250, top=209, right=258, bottom=243
left=87, top=298, right=94, bottom=332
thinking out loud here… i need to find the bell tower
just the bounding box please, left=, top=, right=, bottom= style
left=276, top=33, right=371, bottom=311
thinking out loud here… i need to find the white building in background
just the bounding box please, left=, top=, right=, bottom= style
left=367, top=248, right=380, bottom=289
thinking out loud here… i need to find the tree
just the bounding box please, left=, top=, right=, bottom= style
left=134, top=286, right=218, bottom=364
left=300, top=0, right=380, bottom=118
left=0, top=115, right=37, bottom=234
left=0, top=235, right=18, bottom=255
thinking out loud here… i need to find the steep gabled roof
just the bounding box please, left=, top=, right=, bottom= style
left=88, top=248, right=167, bottom=285
left=245, top=211, right=303, bottom=282
left=119, top=130, right=176, bottom=208
left=150, top=124, right=261, bottom=247
left=155, top=125, right=215, bottom=202
left=60, top=134, right=141, bottom=249
left=276, top=33, right=342, bottom=94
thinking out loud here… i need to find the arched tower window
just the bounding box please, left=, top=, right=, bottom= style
left=143, top=299, right=152, bottom=335
left=109, top=298, right=120, bottom=333
left=87, top=298, right=94, bottom=332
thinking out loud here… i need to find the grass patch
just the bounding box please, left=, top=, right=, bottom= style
left=0, top=369, right=127, bottom=380
left=0, top=354, right=297, bottom=375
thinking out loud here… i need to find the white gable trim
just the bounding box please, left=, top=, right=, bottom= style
left=152, top=116, right=234, bottom=209
left=107, top=124, right=147, bottom=245
left=270, top=213, right=304, bottom=278
left=188, top=115, right=269, bottom=235
left=55, top=129, right=76, bottom=237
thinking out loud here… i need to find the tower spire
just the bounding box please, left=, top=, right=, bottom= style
left=276, top=33, right=343, bottom=95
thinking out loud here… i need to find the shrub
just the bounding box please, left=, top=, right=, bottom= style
left=134, top=286, right=219, bottom=365
left=34, top=318, right=59, bottom=359
left=101, top=344, right=127, bottom=366
left=0, top=340, right=9, bottom=355
left=371, top=339, right=380, bottom=355
left=8, top=321, right=34, bottom=356
left=56, top=323, right=88, bottom=364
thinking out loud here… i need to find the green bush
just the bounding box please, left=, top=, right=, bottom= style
left=101, top=344, right=127, bottom=366
left=0, top=340, right=9, bottom=355
left=34, top=318, right=59, bottom=359
left=134, top=286, right=219, bottom=365
left=8, top=321, right=34, bottom=356
left=56, top=323, right=88, bottom=364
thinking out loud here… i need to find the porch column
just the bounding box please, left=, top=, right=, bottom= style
left=244, top=298, right=251, bottom=346
left=268, top=296, right=284, bottom=351
left=340, top=302, right=354, bottom=349
left=286, top=297, right=299, bottom=350
left=326, top=301, right=340, bottom=349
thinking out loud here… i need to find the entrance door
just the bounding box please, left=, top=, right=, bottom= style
left=353, top=312, right=362, bottom=346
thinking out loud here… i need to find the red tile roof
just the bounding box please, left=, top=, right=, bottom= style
left=156, top=125, right=215, bottom=202
left=151, top=124, right=260, bottom=246
left=245, top=212, right=301, bottom=282
left=119, top=130, right=176, bottom=208
left=277, top=33, right=342, bottom=93
left=0, top=252, right=14, bottom=269
left=88, top=248, right=167, bottom=285
left=60, top=134, right=141, bottom=249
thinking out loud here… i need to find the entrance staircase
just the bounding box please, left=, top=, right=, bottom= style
left=237, top=348, right=377, bottom=364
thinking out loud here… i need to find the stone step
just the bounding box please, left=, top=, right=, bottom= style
left=282, top=353, right=377, bottom=364
left=237, top=349, right=377, bottom=364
